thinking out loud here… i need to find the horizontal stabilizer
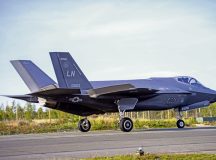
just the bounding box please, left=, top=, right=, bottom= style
left=4, top=95, right=38, bottom=103
left=30, top=88, right=81, bottom=97
left=11, top=60, right=57, bottom=92
left=88, top=84, right=136, bottom=98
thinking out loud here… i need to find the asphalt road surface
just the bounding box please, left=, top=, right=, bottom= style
left=0, top=127, right=216, bottom=160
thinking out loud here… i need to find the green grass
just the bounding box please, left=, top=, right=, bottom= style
left=0, top=120, right=77, bottom=135
left=0, top=117, right=209, bottom=135
left=83, top=153, right=216, bottom=160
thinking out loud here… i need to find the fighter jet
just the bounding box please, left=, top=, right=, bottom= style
left=4, top=52, right=216, bottom=132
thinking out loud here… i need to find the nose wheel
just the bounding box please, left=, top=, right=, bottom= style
left=176, top=119, right=185, bottom=128
left=175, top=108, right=185, bottom=129
left=78, top=118, right=91, bottom=132
left=120, top=117, right=133, bottom=132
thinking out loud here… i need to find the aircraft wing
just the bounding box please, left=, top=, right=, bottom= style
left=88, top=84, right=191, bottom=98
left=88, top=84, right=158, bottom=98
left=88, top=84, right=136, bottom=98
left=29, top=88, right=81, bottom=97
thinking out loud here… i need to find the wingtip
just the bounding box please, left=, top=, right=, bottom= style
left=49, top=52, right=70, bottom=55
left=10, top=60, right=32, bottom=64
left=10, top=60, right=17, bottom=64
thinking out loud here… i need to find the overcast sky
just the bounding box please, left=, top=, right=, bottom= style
left=0, top=0, right=216, bottom=105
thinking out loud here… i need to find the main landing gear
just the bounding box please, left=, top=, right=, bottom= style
left=117, top=98, right=138, bottom=132
left=119, top=114, right=133, bottom=132
left=77, top=98, right=138, bottom=133
left=78, top=118, right=91, bottom=132
left=176, top=109, right=185, bottom=129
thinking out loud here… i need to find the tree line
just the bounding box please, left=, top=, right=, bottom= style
left=0, top=101, right=79, bottom=121
left=0, top=101, right=215, bottom=121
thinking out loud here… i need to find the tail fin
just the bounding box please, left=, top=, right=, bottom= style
left=11, top=60, right=57, bottom=93
left=49, top=52, right=93, bottom=90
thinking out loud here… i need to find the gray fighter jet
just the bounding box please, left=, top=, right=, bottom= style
left=4, top=52, right=216, bottom=132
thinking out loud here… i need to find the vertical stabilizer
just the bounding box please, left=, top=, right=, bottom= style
left=49, top=52, right=93, bottom=90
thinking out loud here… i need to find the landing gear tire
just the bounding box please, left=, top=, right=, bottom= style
left=120, top=117, right=133, bottom=132
left=78, top=119, right=91, bottom=132
left=177, top=119, right=185, bottom=128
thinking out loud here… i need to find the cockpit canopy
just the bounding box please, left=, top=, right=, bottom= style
left=176, top=76, right=202, bottom=86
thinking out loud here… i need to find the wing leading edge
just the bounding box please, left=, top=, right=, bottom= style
left=88, top=84, right=159, bottom=98
left=88, top=84, right=136, bottom=98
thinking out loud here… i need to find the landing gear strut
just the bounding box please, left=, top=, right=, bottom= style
left=175, top=109, right=185, bottom=129
left=118, top=107, right=133, bottom=132
left=117, top=98, right=138, bottom=132
left=78, top=118, right=91, bottom=132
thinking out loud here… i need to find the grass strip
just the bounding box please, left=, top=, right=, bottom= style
left=83, top=153, right=216, bottom=160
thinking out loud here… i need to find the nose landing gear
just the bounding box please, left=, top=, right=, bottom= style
left=176, top=119, right=185, bottom=128
left=175, top=109, right=185, bottom=129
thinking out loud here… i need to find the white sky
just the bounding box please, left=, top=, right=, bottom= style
left=0, top=0, right=216, bottom=106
